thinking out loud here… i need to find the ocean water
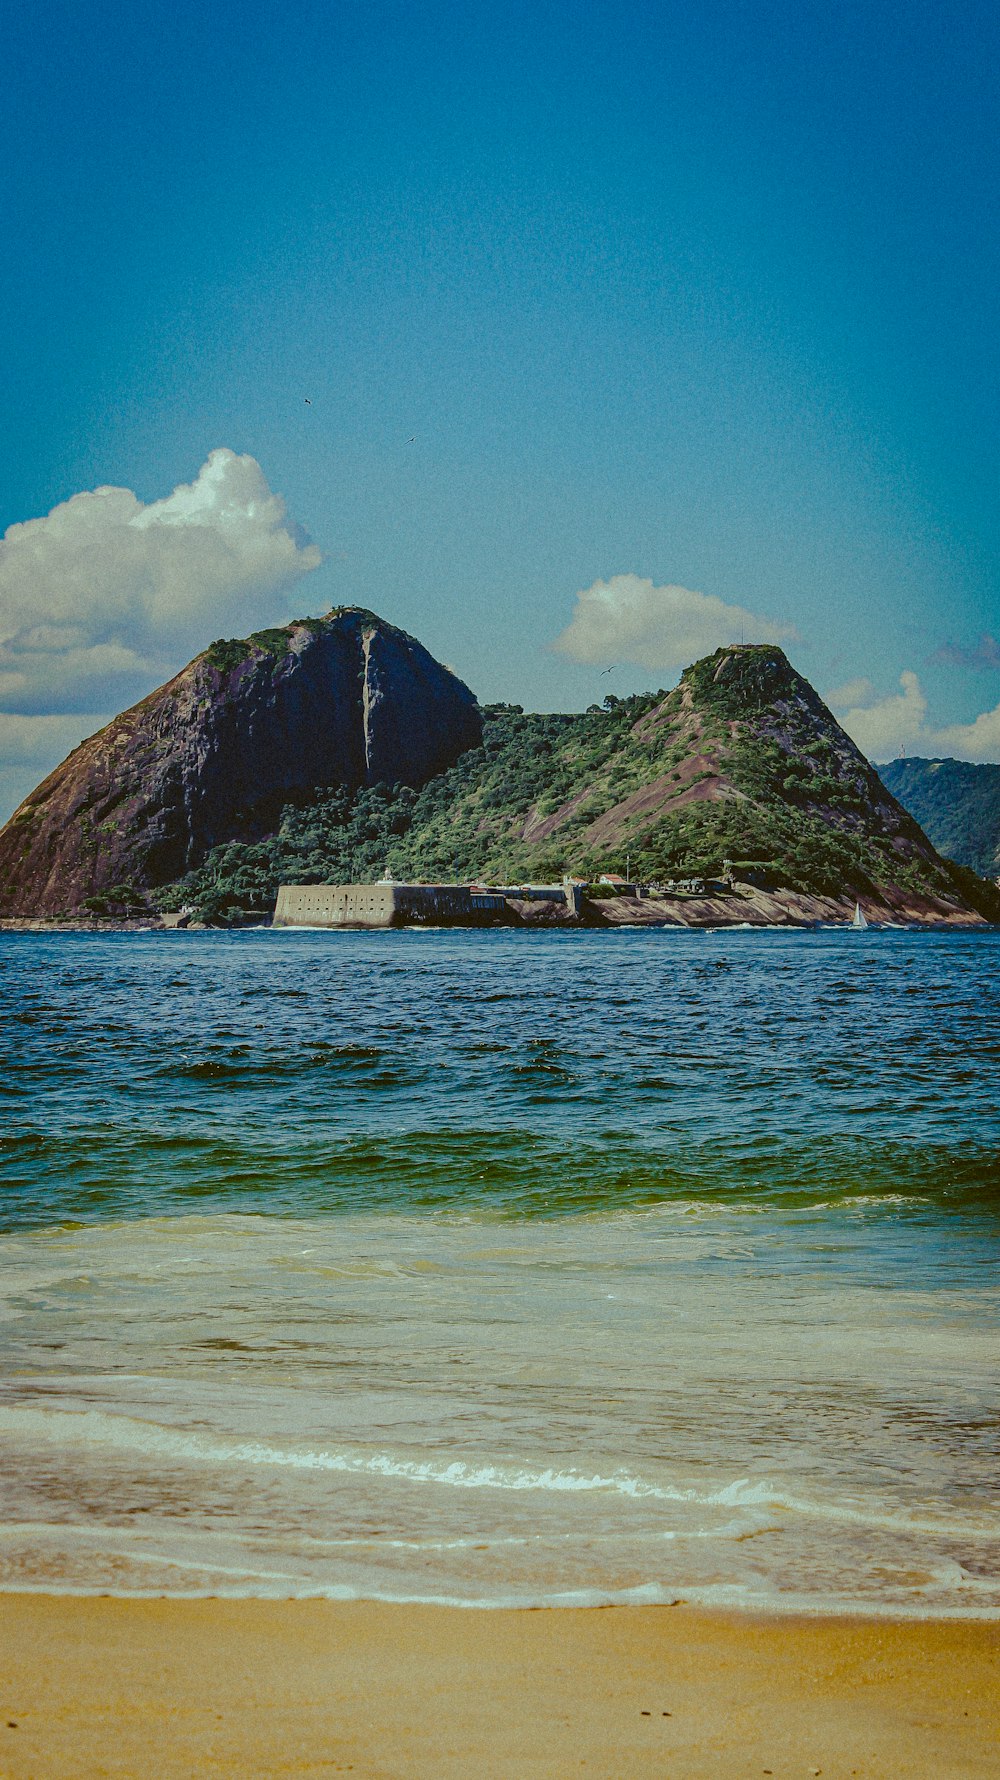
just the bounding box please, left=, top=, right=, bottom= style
left=1, top=926, right=998, bottom=1615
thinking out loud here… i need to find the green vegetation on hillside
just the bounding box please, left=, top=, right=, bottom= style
left=881, top=758, right=1000, bottom=879
left=204, top=637, right=253, bottom=675
left=155, top=784, right=419, bottom=922
left=204, top=627, right=296, bottom=673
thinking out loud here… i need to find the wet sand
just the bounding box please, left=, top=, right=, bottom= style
left=0, top=1597, right=997, bottom=1778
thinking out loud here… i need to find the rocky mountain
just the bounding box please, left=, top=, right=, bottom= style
left=374, top=644, right=995, bottom=919
left=2, top=621, right=997, bottom=926
left=163, top=639, right=999, bottom=926
left=880, top=757, right=1000, bottom=881
left=0, top=609, right=481, bottom=917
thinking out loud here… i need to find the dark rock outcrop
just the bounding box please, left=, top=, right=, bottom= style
left=0, top=608, right=481, bottom=916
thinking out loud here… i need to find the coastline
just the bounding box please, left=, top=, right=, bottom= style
left=0, top=880, right=993, bottom=934
left=1, top=1596, right=997, bottom=1778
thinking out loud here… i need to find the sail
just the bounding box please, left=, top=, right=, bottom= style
left=852, top=902, right=868, bottom=929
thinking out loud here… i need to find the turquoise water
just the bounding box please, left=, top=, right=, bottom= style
left=1, top=927, right=998, bottom=1612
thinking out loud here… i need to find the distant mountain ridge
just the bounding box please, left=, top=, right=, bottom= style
left=880, top=757, right=1000, bottom=880
left=0, top=613, right=997, bottom=925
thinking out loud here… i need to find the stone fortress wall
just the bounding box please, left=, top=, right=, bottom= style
left=273, top=883, right=517, bottom=929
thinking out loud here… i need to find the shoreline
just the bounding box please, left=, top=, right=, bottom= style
left=3, top=1581, right=1000, bottom=1620
left=0, top=901, right=994, bottom=934
left=1, top=1595, right=997, bottom=1778
left=1, top=875, right=996, bottom=935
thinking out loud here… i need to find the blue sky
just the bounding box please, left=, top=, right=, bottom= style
left=1, top=0, right=998, bottom=815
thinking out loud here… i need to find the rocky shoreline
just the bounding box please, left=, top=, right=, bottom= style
left=1, top=882, right=991, bottom=934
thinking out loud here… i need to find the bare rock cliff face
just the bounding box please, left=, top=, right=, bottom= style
left=0, top=608, right=481, bottom=916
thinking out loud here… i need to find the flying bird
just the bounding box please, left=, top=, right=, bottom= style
left=303, top=397, right=312, bottom=406
left=599, top=665, right=617, bottom=676
left=407, top=435, right=415, bottom=443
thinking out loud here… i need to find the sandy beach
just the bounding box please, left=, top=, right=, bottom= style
left=0, top=1598, right=996, bottom=1779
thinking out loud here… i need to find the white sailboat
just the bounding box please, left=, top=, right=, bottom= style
left=851, top=901, right=868, bottom=929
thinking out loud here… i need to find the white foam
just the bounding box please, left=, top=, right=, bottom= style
left=3, top=1404, right=997, bottom=1540
left=1, top=1562, right=998, bottom=1618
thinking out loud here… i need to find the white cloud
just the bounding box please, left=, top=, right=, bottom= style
left=832, top=671, right=929, bottom=759
left=0, top=712, right=112, bottom=825
left=552, top=574, right=796, bottom=672
left=0, top=711, right=109, bottom=766
left=0, top=448, right=321, bottom=716
left=830, top=672, right=1000, bottom=765
left=826, top=677, right=874, bottom=708
left=932, top=701, right=1000, bottom=762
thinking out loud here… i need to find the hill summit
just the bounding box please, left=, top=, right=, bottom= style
left=0, top=618, right=996, bottom=924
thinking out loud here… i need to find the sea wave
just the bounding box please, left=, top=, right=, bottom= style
left=3, top=1405, right=997, bottom=1541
